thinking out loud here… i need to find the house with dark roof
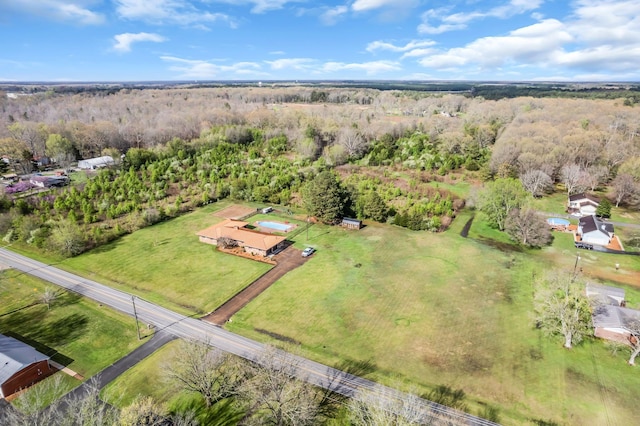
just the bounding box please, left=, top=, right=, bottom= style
left=568, top=193, right=599, bottom=217
left=0, top=334, right=55, bottom=398
left=577, top=215, right=614, bottom=247
left=197, top=219, right=286, bottom=257
left=586, top=283, right=626, bottom=306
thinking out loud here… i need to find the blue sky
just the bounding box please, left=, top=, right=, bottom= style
left=0, top=0, right=639, bottom=82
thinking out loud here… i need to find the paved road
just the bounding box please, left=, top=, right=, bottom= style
left=0, top=248, right=497, bottom=425
left=203, top=244, right=308, bottom=325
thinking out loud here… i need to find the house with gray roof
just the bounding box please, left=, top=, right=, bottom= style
left=577, top=215, right=614, bottom=247
left=586, top=283, right=626, bottom=307
left=0, top=334, right=54, bottom=398
left=591, top=305, right=640, bottom=345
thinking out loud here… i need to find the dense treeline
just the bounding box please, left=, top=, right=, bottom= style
left=1, top=86, right=639, bottom=256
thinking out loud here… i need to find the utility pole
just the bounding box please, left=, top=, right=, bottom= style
left=132, top=295, right=141, bottom=340
left=571, top=252, right=581, bottom=282
left=306, top=216, right=310, bottom=241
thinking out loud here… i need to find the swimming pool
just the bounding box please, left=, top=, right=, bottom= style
left=547, top=218, right=570, bottom=226
left=256, top=221, right=293, bottom=232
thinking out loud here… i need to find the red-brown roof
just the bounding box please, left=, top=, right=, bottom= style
left=197, top=219, right=286, bottom=251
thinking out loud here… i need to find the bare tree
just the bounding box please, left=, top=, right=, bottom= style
left=237, top=345, right=324, bottom=426
left=520, top=169, right=552, bottom=197
left=335, top=126, right=368, bottom=158
left=505, top=208, right=552, bottom=248
left=164, top=339, right=243, bottom=407
left=1, top=374, right=66, bottom=426
left=118, top=396, right=169, bottom=426
left=533, top=272, right=592, bottom=349
left=38, top=287, right=58, bottom=310
left=560, top=163, right=589, bottom=195
left=63, top=378, right=120, bottom=426
left=628, top=320, right=640, bottom=366
left=611, top=173, right=638, bottom=207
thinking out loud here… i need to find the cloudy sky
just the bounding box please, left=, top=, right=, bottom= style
left=0, top=0, right=639, bottom=82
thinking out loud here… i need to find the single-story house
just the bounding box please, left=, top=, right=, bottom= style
left=577, top=215, right=614, bottom=247
left=341, top=217, right=363, bottom=230
left=568, top=193, right=599, bottom=216
left=0, top=334, right=55, bottom=398
left=590, top=304, right=640, bottom=346
left=77, top=156, right=114, bottom=170
left=586, top=283, right=626, bottom=307
left=197, top=219, right=286, bottom=257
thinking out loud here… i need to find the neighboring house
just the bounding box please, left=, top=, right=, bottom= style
left=568, top=193, right=599, bottom=216
left=586, top=283, right=626, bottom=306
left=341, top=217, right=363, bottom=230
left=197, top=219, right=286, bottom=257
left=577, top=215, right=614, bottom=247
left=29, top=175, right=69, bottom=188
left=77, top=156, right=114, bottom=170
left=0, top=334, right=55, bottom=398
left=587, top=284, right=640, bottom=346
left=591, top=305, right=640, bottom=346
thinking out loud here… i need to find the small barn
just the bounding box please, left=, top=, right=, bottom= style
left=0, top=334, right=55, bottom=398
left=77, top=156, right=114, bottom=170
left=341, top=217, right=362, bottom=230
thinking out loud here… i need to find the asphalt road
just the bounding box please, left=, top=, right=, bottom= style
left=0, top=248, right=497, bottom=425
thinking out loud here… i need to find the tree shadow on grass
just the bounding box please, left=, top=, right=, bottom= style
left=0, top=308, right=89, bottom=349
left=54, top=290, right=82, bottom=308
left=170, top=396, right=245, bottom=426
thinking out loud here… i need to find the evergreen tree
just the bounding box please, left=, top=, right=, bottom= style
left=302, top=170, right=345, bottom=224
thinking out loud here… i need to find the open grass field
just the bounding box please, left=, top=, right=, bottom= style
left=7, top=198, right=640, bottom=424
left=0, top=269, right=142, bottom=393
left=57, top=200, right=273, bottom=315
left=226, top=209, right=640, bottom=425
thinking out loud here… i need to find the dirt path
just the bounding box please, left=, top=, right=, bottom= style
left=202, top=245, right=308, bottom=325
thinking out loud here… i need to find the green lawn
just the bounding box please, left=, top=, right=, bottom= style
left=58, top=201, right=273, bottom=315
left=102, top=340, right=180, bottom=407
left=226, top=212, right=640, bottom=425
left=0, top=269, right=142, bottom=386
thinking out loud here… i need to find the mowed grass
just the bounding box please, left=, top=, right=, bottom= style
left=227, top=211, right=640, bottom=425
left=59, top=201, right=272, bottom=315
left=102, top=340, right=179, bottom=407
left=0, top=269, right=142, bottom=379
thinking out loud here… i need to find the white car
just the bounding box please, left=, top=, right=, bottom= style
left=302, top=247, right=315, bottom=257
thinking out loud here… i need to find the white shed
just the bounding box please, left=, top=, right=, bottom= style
left=77, top=156, right=114, bottom=170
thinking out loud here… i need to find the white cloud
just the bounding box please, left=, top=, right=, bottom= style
left=113, top=33, right=167, bottom=52
left=265, top=58, right=317, bottom=71
left=320, top=5, right=348, bottom=25
left=351, top=0, right=404, bottom=12
left=1, top=0, right=104, bottom=25
left=366, top=40, right=435, bottom=53
left=115, top=0, right=237, bottom=28
left=419, top=19, right=572, bottom=69
left=417, top=1, right=640, bottom=80
left=160, top=56, right=264, bottom=79
left=418, top=0, right=543, bottom=34
left=211, top=0, right=304, bottom=14
left=320, top=60, right=401, bottom=75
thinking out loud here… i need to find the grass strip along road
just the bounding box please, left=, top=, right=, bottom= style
left=0, top=248, right=497, bottom=426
